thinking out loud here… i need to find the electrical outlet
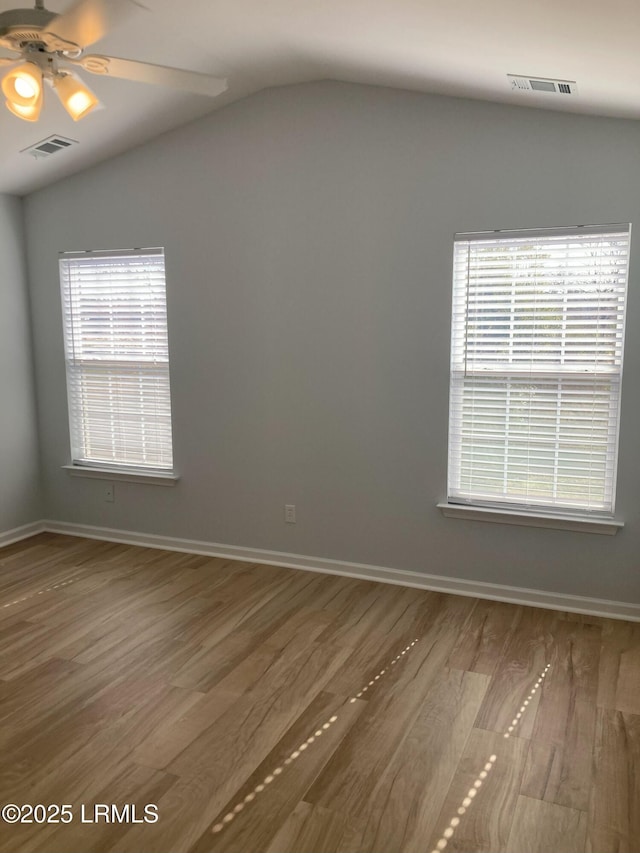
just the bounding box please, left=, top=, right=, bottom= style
left=284, top=504, right=296, bottom=524
left=104, top=483, right=115, bottom=503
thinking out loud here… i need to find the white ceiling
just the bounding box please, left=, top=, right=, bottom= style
left=2, top=0, right=640, bottom=195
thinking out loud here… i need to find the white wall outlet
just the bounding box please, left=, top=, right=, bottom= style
left=104, top=483, right=115, bottom=503
left=284, top=504, right=296, bottom=523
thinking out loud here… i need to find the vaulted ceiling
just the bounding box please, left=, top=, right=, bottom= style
left=2, top=0, right=639, bottom=195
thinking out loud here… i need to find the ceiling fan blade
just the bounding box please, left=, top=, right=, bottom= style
left=70, top=54, right=228, bottom=97
left=0, top=48, right=19, bottom=66
left=44, top=0, right=146, bottom=49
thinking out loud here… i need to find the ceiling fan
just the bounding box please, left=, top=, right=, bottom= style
left=0, top=0, right=227, bottom=121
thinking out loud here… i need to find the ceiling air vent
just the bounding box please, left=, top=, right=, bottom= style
left=507, top=75, right=578, bottom=96
left=21, top=135, right=78, bottom=160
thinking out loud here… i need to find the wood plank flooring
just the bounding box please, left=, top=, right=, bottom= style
left=0, top=533, right=638, bottom=853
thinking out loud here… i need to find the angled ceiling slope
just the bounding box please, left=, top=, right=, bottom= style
left=1, top=0, right=639, bottom=195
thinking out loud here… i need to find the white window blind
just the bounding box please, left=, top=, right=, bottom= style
left=448, top=225, right=630, bottom=515
left=60, top=248, right=174, bottom=472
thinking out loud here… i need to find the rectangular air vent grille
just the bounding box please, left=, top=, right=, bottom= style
left=21, top=135, right=78, bottom=159
left=507, top=75, right=578, bottom=96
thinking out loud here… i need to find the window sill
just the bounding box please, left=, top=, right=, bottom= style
left=62, top=465, right=179, bottom=487
left=437, top=502, right=623, bottom=535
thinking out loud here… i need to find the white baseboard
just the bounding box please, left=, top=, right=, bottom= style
left=0, top=521, right=45, bottom=548
left=34, top=519, right=640, bottom=622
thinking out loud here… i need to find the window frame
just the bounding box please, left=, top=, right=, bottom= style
left=444, top=224, right=630, bottom=526
left=59, top=246, right=175, bottom=479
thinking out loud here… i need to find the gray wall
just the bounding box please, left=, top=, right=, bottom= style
left=24, top=82, right=640, bottom=603
left=0, top=194, right=41, bottom=531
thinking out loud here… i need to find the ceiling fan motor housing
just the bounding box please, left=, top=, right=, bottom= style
left=0, top=8, right=78, bottom=52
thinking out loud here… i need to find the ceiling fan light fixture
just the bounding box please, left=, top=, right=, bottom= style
left=54, top=72, right=100, bottom=121
left=2, top=61, right=43, bottom=108
left=5, top=92, right=42, bottom=122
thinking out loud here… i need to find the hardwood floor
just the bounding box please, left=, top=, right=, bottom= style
left=0, top=532, right=638, bottom=853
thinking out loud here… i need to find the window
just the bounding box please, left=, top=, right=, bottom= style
left=60, top=248, right=174, bottom=473
left=447, top=225, right=630, bottom=516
